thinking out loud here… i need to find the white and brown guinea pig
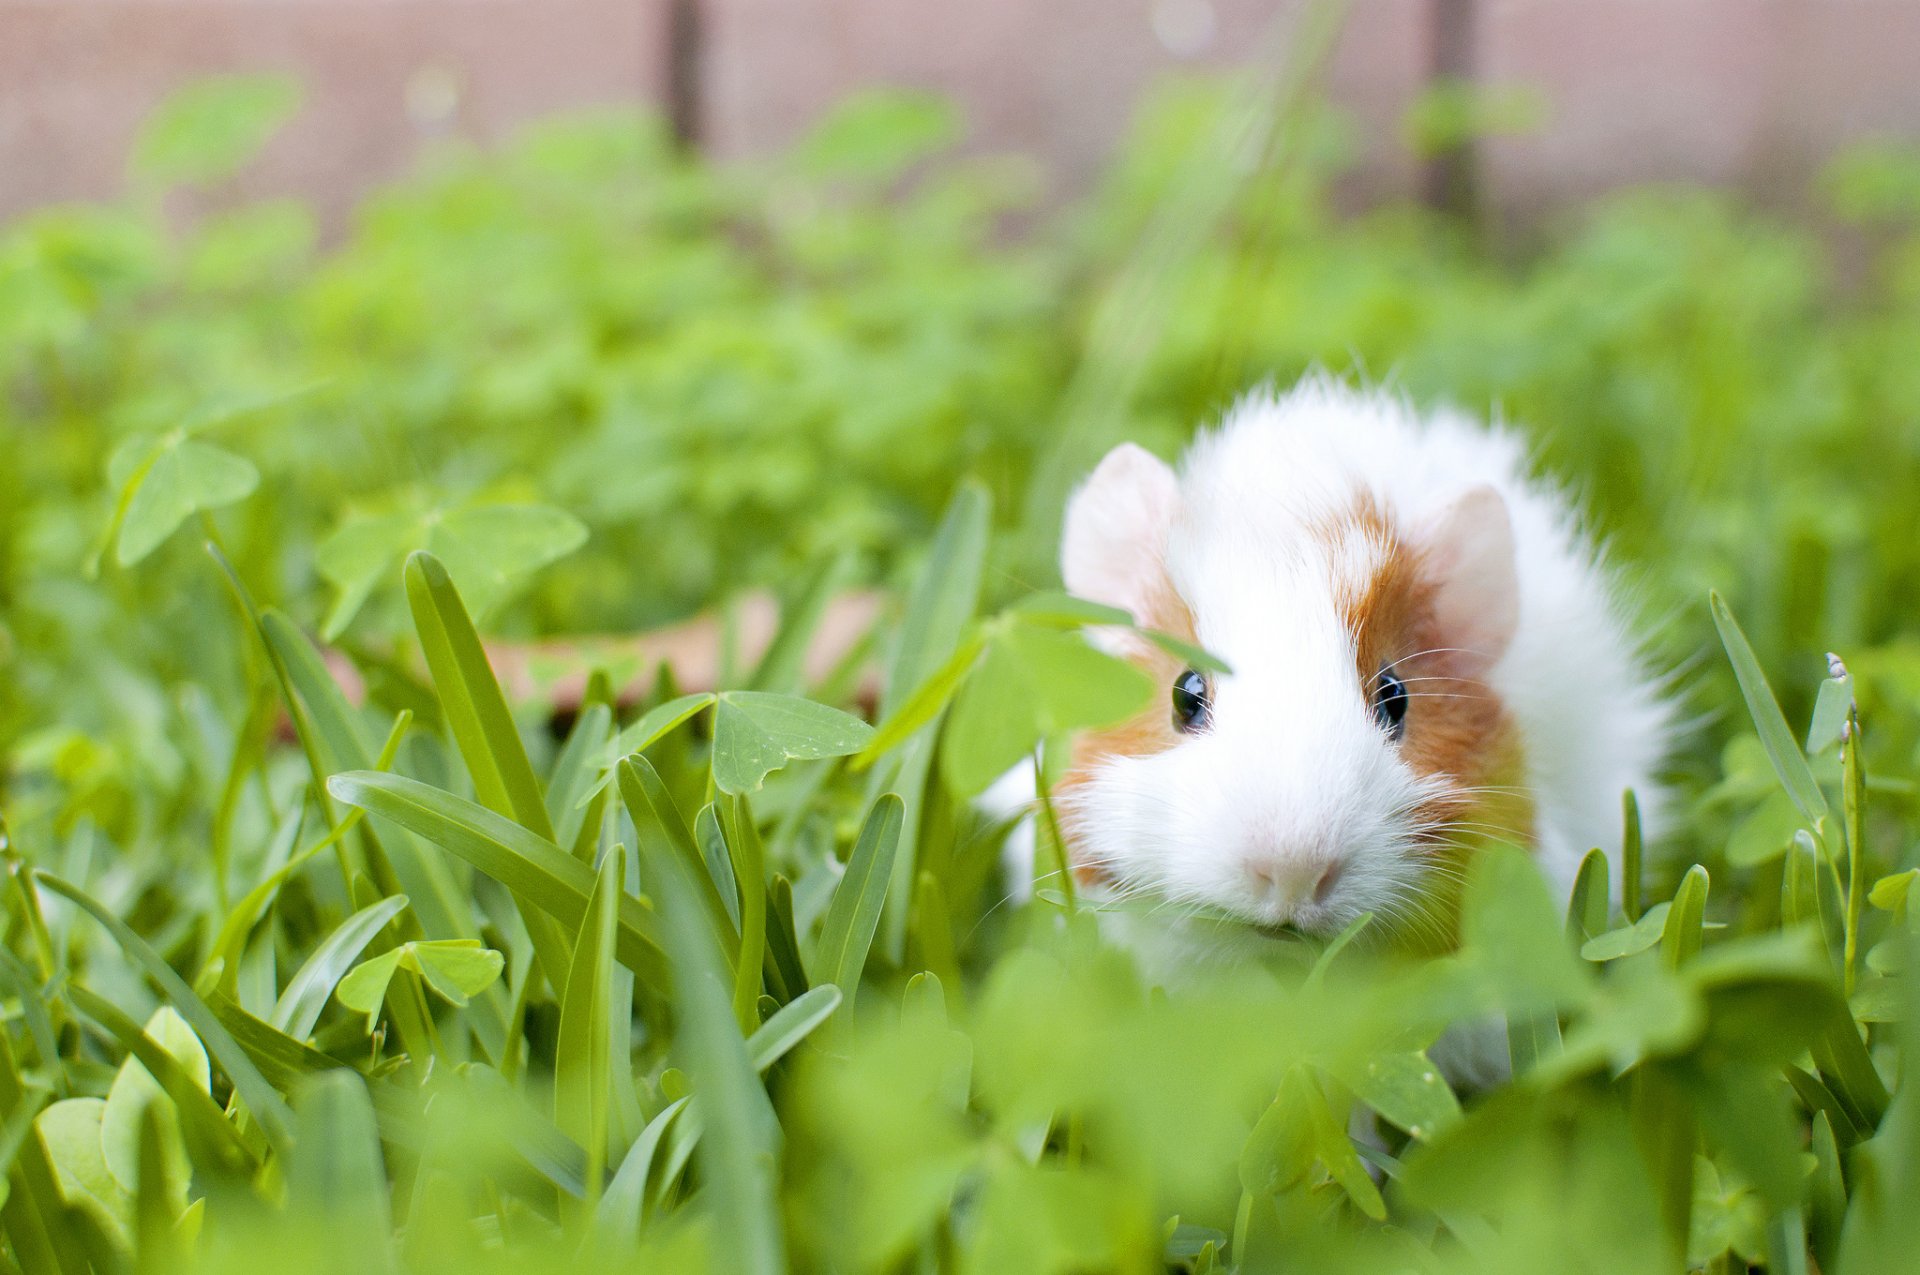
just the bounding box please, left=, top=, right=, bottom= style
left=1033, top=376, right=1672, bottom=948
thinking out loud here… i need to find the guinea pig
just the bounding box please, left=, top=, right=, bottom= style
left=1041, top=376, right=1672, bottom=949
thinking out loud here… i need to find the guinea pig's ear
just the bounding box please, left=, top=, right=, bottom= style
left=1061, top=443, right=1180, bottom=623
left=1421, top=484, right=1518, bottom=675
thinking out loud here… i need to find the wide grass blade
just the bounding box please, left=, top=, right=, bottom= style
left=723, top=797, right=769, bottom=1032
left=405, top=551, right=556, bottom=839
left=746, top=986, right=842, bottom=1072
left=1566, top=848, right=1610, bottom=945
left=271, top=895, right=410, bottom=1041
left=617, top=757, right=740, bottom=972
left=1661, top=866, right=1709, bottom=968
left=557, top=844, right=624, bottom=1209
left=652, top=779, right=786, bottom=1274
left=1710, top=592, right=1830, bottom=824
left=0, top=1029, right=89, bottom=1275
left=288, top=1071, right=392, bottom=1258
left=329, top=771, right=668, bottom=991
left=814, top=794, right=906, bottom=1021
left=596, top=1096, right=689, bottom=1245
left=549, top=701, right=614, bottom=860
left=260, top=610, right=475, bottom=944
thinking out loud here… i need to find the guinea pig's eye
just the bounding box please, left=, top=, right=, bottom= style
left=1371, top=666, right=1409, bottom=741
left=1171, top=669, right=1211, bottom=733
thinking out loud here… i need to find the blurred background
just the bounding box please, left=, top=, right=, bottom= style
left=7, top=1, right=1920, bottom=225
left=5, top=0, right=1920, bottom=840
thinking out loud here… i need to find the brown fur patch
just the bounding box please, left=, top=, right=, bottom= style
left=1327, top=494, right=1533, bottom=859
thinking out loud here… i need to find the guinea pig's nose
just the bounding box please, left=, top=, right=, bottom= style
left=1247, top=854, right=1345, bottom=913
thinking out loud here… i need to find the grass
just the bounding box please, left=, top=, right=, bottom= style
left=2, top=61, right=1920, bottom=1275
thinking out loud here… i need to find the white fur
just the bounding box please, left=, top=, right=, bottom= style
left=1028, top=377, right=1672, bottom=941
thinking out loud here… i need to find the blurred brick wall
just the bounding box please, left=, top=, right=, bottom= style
left=3, top=0, right=1919, bottom=227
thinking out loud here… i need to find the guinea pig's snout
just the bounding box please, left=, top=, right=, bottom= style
left=1245, top=852, right=1346, bottom=918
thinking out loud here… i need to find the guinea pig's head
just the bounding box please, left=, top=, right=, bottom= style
left=1054, top=439, right=1529, bottom=942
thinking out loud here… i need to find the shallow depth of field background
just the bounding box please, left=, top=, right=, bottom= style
left=4, top=3, right=1920, bottom=1273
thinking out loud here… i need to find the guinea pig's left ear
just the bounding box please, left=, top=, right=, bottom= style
left=1060, top=443, right=1180, bottom=626
left=1421, top=484, right=1518, bottom=675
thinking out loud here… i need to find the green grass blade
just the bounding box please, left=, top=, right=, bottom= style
left=328, top=771, right=668, bottom=992
left=404, top=550, right=556, bottom=841
left=1565, top=848, right=1610, bottom=945
left=745, top=985, right=841, bottom=1073
left=1622, top=789, right=1644, bottom=923
left=205, top=992, right=340, bottom=1092
left=761, top=875, right=808, bottom=1003
left=868, top=483, right=989, bottom=963
left=723, top=797, right=768, bottom=1033
left=548, top=702, right=614, bottom=859
left=855, top=634, right=985, bottom=769
left=0, top=948, right=64, bottom=1098
left=694, top=804, right=742, bottom=930
left=1661, top=865, right=1709, bottom=968
left=0, top=1029, right=89, bottom=1275
left=1710, top=592, right=1830, bottom=823
left=652, top=782, right=786, bottom=1274
left=34, top=872, right=295, bottom=1152
left=556, top=844, right=623, bottom=1210
left=813, top=794, right=906, bottom=1021
left=259, top=611, right=506, bottom=1054
left=271, top=895, right=410, bottom=1040
left=64, top=984, right=255, bottom=1180
left=288, top=1071, right=392, bottom=1257
left=596, top=1096, right=689, bottom=1245
left=1842, top=705, right=1866, bottom=997
left=617, top=757, right=740, bottom=972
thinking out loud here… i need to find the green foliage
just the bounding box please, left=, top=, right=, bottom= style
left=2, top=67, right=1920, bottom=1274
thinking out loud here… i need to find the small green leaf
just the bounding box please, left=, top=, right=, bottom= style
left=271, top=895, right=410, bottom=1040
left=711, top=692, right=874, bottom=795
left=1806, top=658, right=1854, bottom=754
left=99, top=1009, right=206, bottom=1203
left=110, top=433, right=259, bottom=566
left=334, top=950, right=405, bottom=1028
left=37, top=1099, right=131, bottom=1241
left=410, top=941, right=507, bottom=1006
left=1344, top=1051, right=1460, bottom=1141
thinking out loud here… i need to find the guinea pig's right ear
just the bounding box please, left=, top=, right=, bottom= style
left=1421, top=484, right=1519, bottom=676
left=1060, top=443, right=1180, bottom=624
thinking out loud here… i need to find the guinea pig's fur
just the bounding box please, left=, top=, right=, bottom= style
left=1035, top=377, right=1672, bottom=953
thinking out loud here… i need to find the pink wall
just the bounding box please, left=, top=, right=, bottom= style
left=3, top=0, right=1918, bottom=226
